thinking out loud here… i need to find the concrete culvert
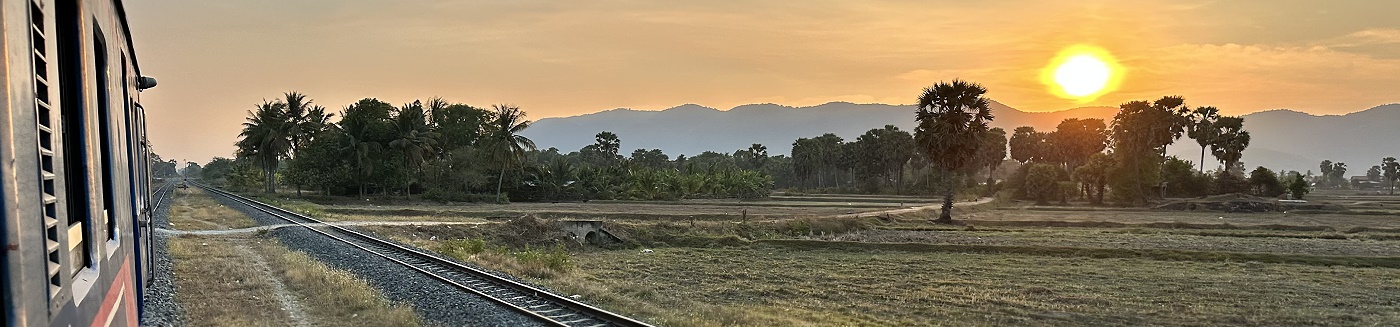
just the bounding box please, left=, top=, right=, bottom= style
left=585, top=231, right=604, bottom=244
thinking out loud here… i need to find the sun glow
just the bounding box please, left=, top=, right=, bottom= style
left=1040, top=45, right=1123, bottom=102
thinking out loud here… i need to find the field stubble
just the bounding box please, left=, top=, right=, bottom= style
left=268, top=193, right=1400, bottom=326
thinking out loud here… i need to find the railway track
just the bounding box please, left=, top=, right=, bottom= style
left=193, top=183, right=653, bottom=327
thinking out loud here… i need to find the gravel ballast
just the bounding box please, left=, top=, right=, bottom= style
left=141, top=189, right=185, bottom=327
left=208, top=193, right=549, bottom=327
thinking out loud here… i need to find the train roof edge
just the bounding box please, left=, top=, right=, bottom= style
left=112, top=0, right=141, bottom=76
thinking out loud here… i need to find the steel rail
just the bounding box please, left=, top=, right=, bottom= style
left=192, top=183, right=652, bottom=327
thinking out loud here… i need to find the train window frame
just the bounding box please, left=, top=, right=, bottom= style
left=53, top=0, right=116, bottom=306
left=123, top=54, right=139, bottom=241
left=55, top=0, right=95, bottom=279
left=95, top=23, right=122, bottom=257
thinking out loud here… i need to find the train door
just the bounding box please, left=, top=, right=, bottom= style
left=121, top=59, right=149, bottom=304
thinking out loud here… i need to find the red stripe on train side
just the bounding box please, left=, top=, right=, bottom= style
left=90, top=258, right=135, bottom=327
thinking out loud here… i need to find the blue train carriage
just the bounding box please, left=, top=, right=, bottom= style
left=2, top=0, right=157, bottom=326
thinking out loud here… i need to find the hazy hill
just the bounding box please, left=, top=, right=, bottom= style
left=523, top=101, right=1400, bottom=175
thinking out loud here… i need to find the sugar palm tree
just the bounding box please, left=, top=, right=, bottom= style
left=236, top=100, right=291, bottom=193
left=1187, top=106, right=1220, bottom=172
left=914, top=79, right=994, bottom=223
left=485, top=104, right=537, bottom=202
left=1210, top=116, right=1250, bottom=174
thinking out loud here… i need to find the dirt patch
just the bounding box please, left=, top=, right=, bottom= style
left=231, top=243, right=313, bottom=327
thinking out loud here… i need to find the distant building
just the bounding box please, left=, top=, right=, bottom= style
left=1351, top=176, right=1382, bottom=189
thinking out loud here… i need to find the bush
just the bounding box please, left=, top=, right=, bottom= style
left=1004, top=164, right=1031, bottom=200
left=436, top=239, right=487, bottom=258
left=513, top=244, right=573, bottom=273
left=1024, top=164, right=1063, bottom=205
left=1161, top=157, right=1210, bottom=197
left=1057, top=181, right=1079, bottom=204
left=1108, top=152, right=1160, bottom=206
left=1214, top=171, right=1250, bottom=195
left=1249, top=167, right=1287, bottom=197
left=422, top=189, right=499, bottom=203
left=1287, top=173, right=1310, bottom=199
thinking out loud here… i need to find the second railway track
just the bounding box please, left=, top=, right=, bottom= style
left=193, top=182, right=652, bottom=327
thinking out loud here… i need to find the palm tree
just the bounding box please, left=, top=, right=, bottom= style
left=283, top=92, right=311, bottom=157
left=1210, top=116, right=1250, bottom=173
left=484, top=104, right=537, bottom=202
left=337, top=102, right=387, bottom=198
left=301, top=105, right=332, bottom=141
left=914, top=80, right=994, bottom=223
left=283, top=92, right=334, bottom=196
left=1187, top=106, right=1220, bottom=173
left=236, top=100, right=291, bottom=193
left=745, top=143, right=768, bottom=169
left=389, top=101, right=441, bottom=195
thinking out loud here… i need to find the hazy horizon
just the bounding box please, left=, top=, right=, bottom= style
left=125, top=1, right=1400, bottom=163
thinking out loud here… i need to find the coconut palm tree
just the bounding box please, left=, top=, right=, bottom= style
left=389, top=101, right=441, bottom=195
left=914, top=79, right=995, bottom=223
left=236, top=100, right=292, bottom=193
left=484, top=104, right=537, bottom=202
left=337, top=100, right=392, bottom=197
left=283, top=92, right=335, bottom=196
left=283, top=92, right=311, bottom=157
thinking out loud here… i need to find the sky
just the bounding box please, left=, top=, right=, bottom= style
left=123, top=0, right=1400, bottom=164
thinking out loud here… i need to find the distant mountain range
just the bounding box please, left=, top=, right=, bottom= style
left=522, top=101, right=1400, bottom=174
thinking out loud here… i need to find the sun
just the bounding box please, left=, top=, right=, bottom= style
left=1040, top=45, right=1123, bottom=102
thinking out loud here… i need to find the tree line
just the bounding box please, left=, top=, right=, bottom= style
left=203, top=92, right=774, bottom=202
left=200, top=81, right=1314, bottom=221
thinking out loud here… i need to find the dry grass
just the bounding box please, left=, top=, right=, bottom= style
left=570, top=246, right=1400, bottom=326
left=171, top=235, right=425, bottom=327
left=168, top=188, right=260, bottom=230
left=834, top=228, right=1400, bottom=257
left=255, top=193, right=1400, bottom=326
left=252, top=193, right=918, bottom=222
left=170, top=236, right=293, bottom=327
left=170, top=189, right=423, bottom=327
left=256, top=242, right=423, bottom=327
left=950, top=208, right=1400, bottom=230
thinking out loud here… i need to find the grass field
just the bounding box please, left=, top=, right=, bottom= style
left=571, top=246, right=1400, bottom=326
left=265, top=191, right=1400, bottom=326
left=169, top=190, right=422, bottom=327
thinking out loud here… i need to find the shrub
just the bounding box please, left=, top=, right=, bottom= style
left=1161, top=157, right=1210, bottom=197
left=1024, top=164, right=1063, bottom=205
left=513, top=244, right=573, bottom=275
left=1213, top=171, right=1250, bottom=195
left=1249, top=167, right=1287, bottom=197
left=422, top=189, right=498, bottom=203
left=1286, top=173, right=1310, bottom=199
left=1004, top=165, right=1031, bottom=200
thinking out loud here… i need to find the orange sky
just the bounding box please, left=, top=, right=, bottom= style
left=125, top=0, right=1400, bottom=163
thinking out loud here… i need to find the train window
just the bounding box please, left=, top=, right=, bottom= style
left=56, top=0, right=91, bottom=274
left=95, top=26, right=117, bottom=243
left=124, top=55, right=139, bottom=233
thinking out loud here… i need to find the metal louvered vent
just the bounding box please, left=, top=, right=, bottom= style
left=30, top=0, right=63, bottom=300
